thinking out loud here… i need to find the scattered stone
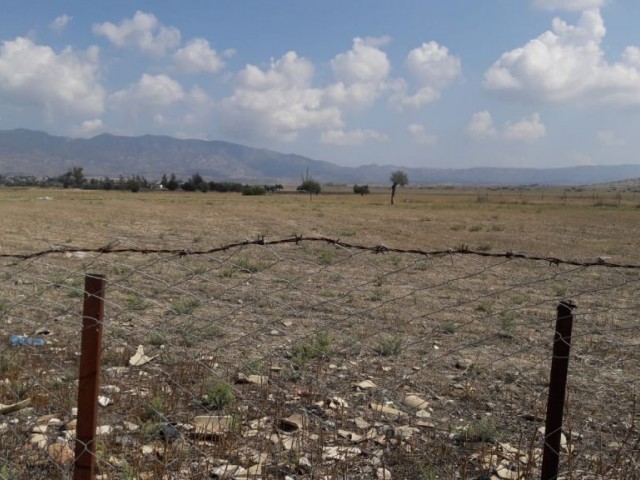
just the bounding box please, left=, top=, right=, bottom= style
left=370, top=403, right=406, bottom=418
left=416, top=409, right=431, bottom=418
left=30, top=433, right=47, bottom=448
left=298, top=456, right=312, bottom=471
left=98, top=396, right=113, bottom=407
left=455, top=358, right=473, bottom=369
left=327, top=396, right=349, bottom=409
left=0, top=398, right=31, bottom=415
left=377, top=467, right=392, bottom=479
left=354, top=380, right=377, bottom=390
left=354, top=417, right=370, bottom=429
left=278, top=412, right=307, bottom=431
left=129, top=345, right=157, bottom=367
left=159, top=423, right=181, bottom=442
left=236, top=373, right=268, bottom=386
left=192, top=416, right=233, bottom=436
left=403, top=394, right=429, bottom=409
left=322, top=446, right=361, bottom=461
left=47, top=443, right=74, bottom=467
left=32, top=424, right=48, bottom=434
left=338, top=429, right=364, bottom=442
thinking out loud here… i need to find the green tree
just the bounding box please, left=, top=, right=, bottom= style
left=353, top=184, right=370, bottom=196
left=297, top=169, right=321, bottom=199
left=166, top=173, right=180, bottom=191
left=390, top=170, right=408, bottom=205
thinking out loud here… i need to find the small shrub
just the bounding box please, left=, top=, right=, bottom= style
left=374, top=336, right=403, bottom=357
left=233, top=257, right=262, bottom=273
left=145, top=396, right=168, bottom=421
left=319, top=249, right=335, bottom=265
left=125, top=293, right=147, bottom=311
left=450, top=224, right=465, bottom=231
left=170, top=297, right=200, bottom=315
left=476, top=243, right=492, bottom=252
left=290, top=332, right=332, bottom=368
left=202, top=381, right=235, bottom=410
left=458, top=418, right=497, bottom=443
left=242, top=185, right=267, bottom=196
left=469, top=225, right=483, bottom=232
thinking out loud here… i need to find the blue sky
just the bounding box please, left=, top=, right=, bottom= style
left=1, top=0, right=640, bottom=169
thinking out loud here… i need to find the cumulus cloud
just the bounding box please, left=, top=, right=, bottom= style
left=407, top=124, right=437, bottom=145
left=219, top=51, right=342, bottom=142
left=110, top=73, right=185, bottom=110
left=390, top=41, right=461, bottom=110
left=93, top=11, right=180, bottom=57
left=484, top=9, right=640, bottom=107
left=320, top=128, right=388, bottom=146
left=467, top=111, right=497, bottom=139
left=0, top=37, right=104, bottom=118
left=597, top=130, right=625, bottom=146
left=467, top=111, right=546, bottom=142
left=532, top=0, right=606, bottom=11
left=503, top=113, right=546, bottom=142
left=50, top=14, right=72, bottom=33
left=326, top=37, right=391, bottom=109
left=173, top=38, right=225, bottom=74
left=75, top=118, right=104, bottom=136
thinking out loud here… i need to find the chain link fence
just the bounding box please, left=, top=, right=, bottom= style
left=1, top=237, right=639, bottom=479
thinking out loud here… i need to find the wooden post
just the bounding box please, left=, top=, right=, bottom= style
left=73, top=275, right=106, bottom=480
left=541, top=300, right=576, bottom=480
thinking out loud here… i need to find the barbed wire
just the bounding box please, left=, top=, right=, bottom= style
left=2, top=235, right=640, bottom=270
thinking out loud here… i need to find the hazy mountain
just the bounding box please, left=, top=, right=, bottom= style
left=2, top=129, right=640, bottom=186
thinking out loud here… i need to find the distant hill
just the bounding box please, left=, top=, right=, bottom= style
left=2, top=128, right=640, bottom=186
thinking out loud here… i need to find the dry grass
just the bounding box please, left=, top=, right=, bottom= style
left=0, top=187, right=639, bottom=479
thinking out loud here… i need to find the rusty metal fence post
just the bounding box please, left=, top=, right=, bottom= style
left=541, top=300, right=576, bottom=480
left=73, top=275, right=106, bottom=480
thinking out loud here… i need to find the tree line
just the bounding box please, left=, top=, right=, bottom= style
left=0, top=167, right=409, bottom=203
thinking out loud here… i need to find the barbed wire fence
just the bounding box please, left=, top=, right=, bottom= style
left=0, top=237, right=638, bottom=479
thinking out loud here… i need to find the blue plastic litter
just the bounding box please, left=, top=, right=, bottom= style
left=9, top=335, right=45, bottom=346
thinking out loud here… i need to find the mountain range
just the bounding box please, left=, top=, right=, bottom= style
left=1, top=129, right=640, bottom=186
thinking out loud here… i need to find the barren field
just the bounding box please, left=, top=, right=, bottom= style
left=1, top=187, right=639, bottom=479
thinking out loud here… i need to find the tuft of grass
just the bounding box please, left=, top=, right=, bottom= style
left=374, top=336, right=403, bottom=357
left=233, top=257, right=263, bottom=273
left=169, top=297, right=200, bottom=315
left=290, top=332, right=332, bottom=368
left=145, top=396, right=168, bottom=421
left=202, top=381, right=235, bottom=410
left=319, top=249, right=335, bottom=265
left=125, top=293, right=148, bottom=311
left=469, top=225, right=483, bottom=232
left=458, top=418, right=497, bottom=443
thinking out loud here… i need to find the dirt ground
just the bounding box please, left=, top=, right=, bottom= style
left=1, top=187, right=639, bottom=479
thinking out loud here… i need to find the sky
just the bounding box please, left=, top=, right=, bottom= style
left=1, top=0, right=640, bottom=169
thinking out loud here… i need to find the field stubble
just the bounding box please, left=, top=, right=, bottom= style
left=0, top=188, right=639, bottom=479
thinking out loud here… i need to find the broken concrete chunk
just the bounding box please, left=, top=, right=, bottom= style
left=403, top=394, right=429, bottom=409
left=129, top=345, right=157, bottom=367
left=278, top=412, right=307, bottom=431
left=354, top=380, right=377, bottom=390
left=236, top=373, right=268, bottom=386
left=192, top=415, right=233, bottom=436
left=370, top=403, right=406, bottom=418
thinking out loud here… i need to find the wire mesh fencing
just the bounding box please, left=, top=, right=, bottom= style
left=0, top=237, right=639, bottom=479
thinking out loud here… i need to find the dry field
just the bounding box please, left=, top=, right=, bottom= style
left=1, top=187, right=639, bottom=479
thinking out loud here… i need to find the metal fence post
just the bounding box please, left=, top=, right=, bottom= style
left=541, top=299, right=576, bottom=480
left=73, top=274, right=106, bottom=480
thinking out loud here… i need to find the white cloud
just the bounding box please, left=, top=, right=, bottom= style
left=219, top=51, right=342, bottom=142
left=503, top=113, right=546, bottom=142
left=320, top=128, right=388, bottom=146
left=331, top=37, right=390, bottom=84
left=93, top=11, right=180, bottom=57
left=467, top=111, right=546, bottom=142
left=390, top=41, right=461, bottom=110
left=110, top=73, right=185, bottom=110
left=597, top=130, right=625, bottom=146
left=326, top=37, right=391, bottom=109
left=75, top=118, right=104, bottom=136
left=467, top=111, right=497, bottom=139
left=407, top=124, right=437, bottom=145
left=174, top=38, right=225, bottom=74
left=532, top=0, right=606, bottom=11
left=484, top=9, right=640, bottom=107
left=0, top=37, right=104, bottom=118
left=50, top=14, right=72, bottom=33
